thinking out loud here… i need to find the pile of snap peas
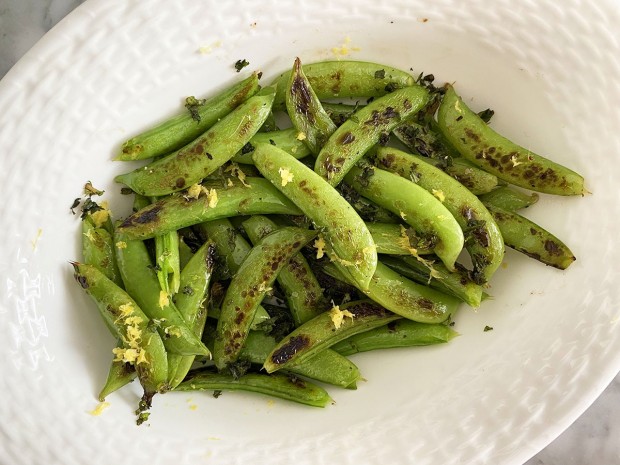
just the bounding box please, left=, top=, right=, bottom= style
left=72, top=58, right=583, bottom=422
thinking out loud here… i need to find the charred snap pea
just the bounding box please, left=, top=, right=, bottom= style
left=366, top=222, right=434, bottom=256
left=117, top=73, right=260, bottom=161
left=344, top=164, right=464, bottom=271
left=115, top=89, right=275, bottom=196
left=213, top=227, right=317, bottom=370
left=153, top=226, right=181, bottom=294
left=116, top=177, right=302, bottom=241
left=231, top=128, right=311, bottom=165
left=331, top=319, right=458, bottom=356
left=81, top=216, right=123, bottom=288
left=176, top=370, right=332, bottom=407
left=252, top=143, right=377, bottom=290
left=263, top=300, right=399, bottom=373
left=338, top=183, right=400, bottom=223
left=478, top=186, right=539, bottom=211
left=482, top=203, right=576, bottom=269
left=437, top=84, right=585, bottom=195
left=372, top=147, right=504, bottom=283
left=98, top=357, right=136, bottom=401
left=314, top=86, right=429, bottom=186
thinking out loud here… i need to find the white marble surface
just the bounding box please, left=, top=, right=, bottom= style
left=0, top=0, right=618, bottom=463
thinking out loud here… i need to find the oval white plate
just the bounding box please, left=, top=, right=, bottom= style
left=1, top=1, right=619, bottom=464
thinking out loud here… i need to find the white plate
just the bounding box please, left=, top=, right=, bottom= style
left=1, top=1, right=619, bottom=464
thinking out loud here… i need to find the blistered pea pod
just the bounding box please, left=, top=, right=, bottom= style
left=98, top=358, right=136, bottom=401
left=323, top=261, right=460, bottom=324
left=314, top=86, right=429, bottom=186
left=231, top=128, right=312, bottom=165
left=115, top=177, right=302, bottom=241
left=344, top=164, right=464, bottom=271
left=115, top=88, right=276, bottom=196
left=81, top=215, right=124, bottom=289
left=152, top=220, right=182, bottom=295
left=419, top=157, right=499, bottom=195
left=252, top=143, right=377, bottom=290
left=213, top=227, right=317, bottom=370
left=372, top=147, right=504, bottom=283
left=478, top=186, right=539, bottom=211
left=71, top=263, right=168, bottom=403
left=437, top=84, right=585, bottom=195
left=366, top=222, right=434, bottom=256
left=175, top=370, right=332, bottom=408
left=272, top=60, right=416, bottom=108
left=242, top=215, right=327, bottom=326
left=330, top=318, right=459, bottom=356
left=322, top=102, right=360, bottom=127
left=117, top=73, right=260, bottom=161
left=482, top=203, right=576, bottom=270
left=338, top=183, right=400, bottom=223
left=263, top=300, right=400, bottom=373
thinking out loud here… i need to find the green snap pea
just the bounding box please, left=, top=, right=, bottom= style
left=322, top=102, right=360, bottom=127
left=115, top=177, right=303, bottom=241
left=272, top=60, right=416, bottom=108
left=71, top=263, right=168, bottom=399
left=338, top=183, right=400, bottom=223
left=252, top=143, right=377, bottom=290
left=437, top=84, right=585, bottom=195
left=263, top=300, right=399, bottom=373
left=314, top=86, right=429, bottom=186
left=242, top=215, right=327, bottom=325
left=344, top=164, right=464, bottom=271
left=231, top=128, right=311, bottom=164
left=178, top=238, right=194, bottom=270
left=117, top=73, right=260, bottom=161
left=331, top=319, right=458, bottom=356
left=323, top=261, right=460, bottom=324
left=285, top=57, right=337, bottom=155
left=213, top=227, right=317, bottom=369
left=196, top=218, right=252, bottom=280
left=478, top=186, right=539, bottom=211
left=153, top=226, right=181, bottom=294
left=175, top=370, right=332, bottom=407
left=372, top=147, right=504, bottom=283
left=423, top=157, right=500, bottom=195
left=81, top=216, right=123, bottom=288
left=115, top=89, right=275, bottom=196
left=98, top=358, right=136, bottom=401
left=482, top=203, right=576, bottom=269
left=114, top=233, right=210, bottom=356
left=208, top=305, right=272, bottom=331
left=366, top=222, right=434, bottom=256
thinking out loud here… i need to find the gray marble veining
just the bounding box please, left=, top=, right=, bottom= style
left=0, top=0, right=619, bottom=463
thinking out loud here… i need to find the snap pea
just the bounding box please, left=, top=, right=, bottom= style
left=314, top=86, right=429, bottom=186
left=231, top=128, right=311, bottom=165
left=331, top=319, right=458, bottom=356
left=252, top=143, right=377, bottom=290
left=478, top=186, right=539, bottom=211
left=437, top=84, right=585, bottom=195
left=115, top=177, right=303, bottom=241
left=366, top=222, right=434, bottom=256
left=178, top=237, right=194, bottom=270
left=285, top=57, right=337, bottom=155
left=117, top=73, right=260, bottom=161
left=338, top=183, right=400, bottom=223
left=98, top=358, right=136, bottom=401
left=323, top=261, right=460, bottom=324
left=71, top=262, right=168, bottom=399
left=423, top=157, right=500, bottom=195
left=372, top=147, right=504, bottom=283
left=208, top=305, right=272, bottom=332
left=153, top=226, right=181, bottom=294
left=196, top=218, right=251, bottom=280
left=115, top=89, right=275, bottom=196
left=175, top=370, right=332, bottom=407
left=344, top=164, right=464, bottom=271
left=322, top=102, right=360, bottom=127
left=114, top=232, right=210, bottom=356
left=242, top=215, right=327, bottom=325
left=213, top=227, right=317, bottom=369
left=482, top=203, right=576, bottom=269
left=272, top=60, right=416, bottom=108
left=81, top=216, right=123, bottom=288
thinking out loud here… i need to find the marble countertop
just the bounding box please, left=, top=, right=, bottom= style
left=1, top=0, right=619, bottom=464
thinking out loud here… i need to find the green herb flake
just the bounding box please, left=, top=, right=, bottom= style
left=374, top=69, right=386, bottom=79
left=213, top=390, right=223, bottom=399
left=185, top=96, right=207, bottom=122
left=182, top=286, right=195, bottom=296
left=234, top=59, right=250, bottom=73
left=477, top=108, right=495, bottom=123
left=484, top=325, right=493, bottom=332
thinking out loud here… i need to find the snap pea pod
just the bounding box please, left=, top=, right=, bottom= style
left=380, top=256, right=485, bottom=308
left=263, top=300, right=399, bottom=373
left=114, top=232, right=210, bottom=356
left=81, top=216, right=123, bottom=288
left=331, top=319, right=458, bottom=356
left=242, top=215, right=327, bottom=325
left=344, top=164, right=464, bottom=271
left=314, top=86, right=429, bottom=186
left=117, top=73, right=260, bottom=161
left=167, top=240, right=216, bottom=389
left=71, top=263, right=168, bottom=399
left=478, top=186, right=539, bottom=211
left=116, top=177, right=302, bottom=241
left=285, top=57, right=337, bottom=155
left=115, top=89, right=275, bottom=196
left=322, top=102, right=360, bottom=127
left=98, top=358, right=136, bottom=401
left=153, top=226, right=181, bottom=294
left=178, top=238, right=194, bottom=270
left=482, top=203, right=576, bottom=269
left=231, top=128, right=311, bottom=164
left=437, top=84, right=585, bottom=195
left=372, top=147, right=504, bottom=283
left=366, top=222, right=434, bottom=256
left=338, top=183, right=400, bottom=223
left=196, top=218, right=251, bottom=280
left=272, top=60, right=416, bottom=108
left=208, top=305, right=272, bottom=331
left=175, top=370, right=332, bottom=408
left=323, top=261, right=459, bottom=324
left=213, top=227, right=317, bottom=369
left=252, top=143, right=377, bottom=290
left=237, top=330, right=361, bottom=389
left=424, top=157, right=499, bottom=195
